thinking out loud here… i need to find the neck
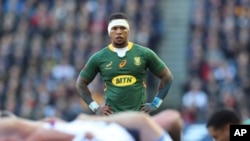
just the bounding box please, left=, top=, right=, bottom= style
left=112, top=41, right=128, bottom=48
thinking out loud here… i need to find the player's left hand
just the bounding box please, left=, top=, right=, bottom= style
left=140, top=103, right=158, bottom=113
left=95, top=105, right=113, bottom=116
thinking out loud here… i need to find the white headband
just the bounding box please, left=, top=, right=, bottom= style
left=107, top=19, right=130, bottom=35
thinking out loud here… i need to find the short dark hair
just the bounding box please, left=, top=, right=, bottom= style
left=109, top=12, right=129, bottom=22
left=206, top=108, right=241, bottom=129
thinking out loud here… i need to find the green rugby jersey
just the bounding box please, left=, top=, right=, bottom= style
left=80, top=42, right=166, bottom=112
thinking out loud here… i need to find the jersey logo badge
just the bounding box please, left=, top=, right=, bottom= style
left=105, top=61, right=112, bottom=69
left=112, top=75, right=136, bottom=86
left=119, top=60, right=127, bottom=68
left=134, top=57, right=141, bottom=66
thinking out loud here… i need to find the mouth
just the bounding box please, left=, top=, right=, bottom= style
left=116, top=36, right=123, bottom=40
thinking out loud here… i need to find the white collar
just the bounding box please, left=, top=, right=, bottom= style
left=113, top=47, right=128, bottom=57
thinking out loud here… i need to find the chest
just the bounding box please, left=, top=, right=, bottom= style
left=99, top=51, right=147, bottom=77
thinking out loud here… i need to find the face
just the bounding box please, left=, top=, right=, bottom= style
left=208, top=125, right=230, bottom=141
left=109, top=25, right=129, bottom=48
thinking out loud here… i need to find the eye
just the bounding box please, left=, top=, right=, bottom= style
left=112, top=27, right=118, bottom=30
left=120, top=26, right=126, bottom=30
left=111, top=26, right=127, bottom=30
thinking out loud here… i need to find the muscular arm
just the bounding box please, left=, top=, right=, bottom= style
left=146, top=48, right=173, bottom=102
left=155, top=67, right=173, bottom=100
left=75, top=76, right=93, bottom=105
left=0, top=118, right=76, bottom=141
left=76, top=74, right=113, bottom=115
left=0, top=118, right=42, bottom=139
left=139, top=67, right=173, bottom=111
left=26, top=129, right=74, bottom=141
left=75, top=52, right=100, bottom=106
left=77, top=112, right=165, bottom=141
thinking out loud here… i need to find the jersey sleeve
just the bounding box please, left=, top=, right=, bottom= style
left=80, top=53, right=100, bottom=82
left=146, top=49, right=167, bottom=75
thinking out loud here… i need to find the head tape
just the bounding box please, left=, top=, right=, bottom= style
left=107, top=19, right=129, bottom=35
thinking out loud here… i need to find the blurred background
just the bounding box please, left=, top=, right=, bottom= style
left=0, top=0, right=249, bottom=140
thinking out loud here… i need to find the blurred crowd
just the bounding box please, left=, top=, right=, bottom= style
left=3, top=0, right=249, bottom=128
left=182, top=0, right=250, bottom=125
left=0, top=0, right=163, bottom=121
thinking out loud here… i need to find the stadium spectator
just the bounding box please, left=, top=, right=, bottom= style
left=206, top=108, right=242, bottom=141
left=184, top=0, right=250, bottom=126
left=0, top=0, right=163, bottom=121
left=182, top=77, right=208, bottom=124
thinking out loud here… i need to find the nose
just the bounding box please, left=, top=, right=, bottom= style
left=116, top=27, right=122, bottom=34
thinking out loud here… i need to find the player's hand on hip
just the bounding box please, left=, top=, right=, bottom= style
left=140, top=103, right=158, bottom=113
left=95, top=105, right=113, bottom=116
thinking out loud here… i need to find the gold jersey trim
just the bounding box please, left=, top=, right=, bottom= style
left=108, top=42, right=133, bottom=51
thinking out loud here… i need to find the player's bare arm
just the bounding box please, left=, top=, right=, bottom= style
left=77, top=112, right=165, bottom=141
left=140, top=68, right=173, bottom=113
left=157, top=67, right=173, bottom=98
left=26, top=129, right=74, bottom=141
left=0, top=118, right=44, bottom=139
left=76, top=76, right=113, bottom=115
left=76, top=76, right=93, bottom=105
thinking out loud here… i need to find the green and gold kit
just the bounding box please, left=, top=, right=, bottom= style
left=80, top=42, right=166, bottom=112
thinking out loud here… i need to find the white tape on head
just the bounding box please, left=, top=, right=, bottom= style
left=107, top=19, right=129, bottom=35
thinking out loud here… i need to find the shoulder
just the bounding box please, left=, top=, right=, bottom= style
left=90, top=47, right=109, bottom=59
left=132, top=43, right=154, bottom=53
left=133, top=43, right=148, bottom=50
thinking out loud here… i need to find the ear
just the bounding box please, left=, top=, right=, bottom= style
left=225, top=123, right=231, bottom=130
left=126, top=28, right=130, bottom=33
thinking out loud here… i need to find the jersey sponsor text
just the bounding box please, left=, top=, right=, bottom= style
left=112, top=75, right=136, bottom=86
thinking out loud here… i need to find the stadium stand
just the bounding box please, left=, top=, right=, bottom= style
left=0, top=0, right=163, bottom=121
left=1, top=0, right=249, bottom=140
left=183, top=0, right=250, bottom=140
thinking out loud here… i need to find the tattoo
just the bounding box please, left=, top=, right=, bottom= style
left=157, top=68, right=173, bottom=99
left=76, top=76, right=93, bottom=105
left=158, top=81, right=172, bottom=99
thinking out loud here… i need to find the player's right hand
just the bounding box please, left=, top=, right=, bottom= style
left=95, top=105, right=113, bottom=116
left=139, top=103, right=158, bottom=113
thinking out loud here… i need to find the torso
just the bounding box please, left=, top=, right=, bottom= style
left=98, top=43, right=148, bottom=112
left=81, top=42, right=166, bottom=112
